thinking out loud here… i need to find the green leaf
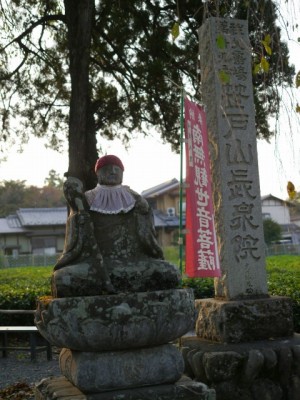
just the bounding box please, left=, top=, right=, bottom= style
left=296, top=71, right=300, bottom=88
left=216, top=34, right=226, bottom=49
left=263, top=34, right=271, bottom=45
left=261, top=34, right=272, bottom=55
left=296, top=103, right=300, bottom=113
left=262, top=42, right=272, bottom=56
left=171, top=22, right=180, bottom=41
left=261, top=56, right=270, bottom=73
left=253, top=63, right=261, bottom=75
left=218, top=70, right=230, bottom=84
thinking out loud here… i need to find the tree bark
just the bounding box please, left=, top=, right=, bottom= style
left=64, top=0, right=97, bottom=190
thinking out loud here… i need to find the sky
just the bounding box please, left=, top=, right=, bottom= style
left=0, top=2, right=300, bottom=199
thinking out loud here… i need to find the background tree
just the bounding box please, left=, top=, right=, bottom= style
left=0, top=173, right=66, bottom=217
left=263, top=218, right=282, bottom=245
left=0, top=180, right=27, bottom=216
left=44, top=169, right=64, bottom=189
left=0, top=0, right=296, bottom=188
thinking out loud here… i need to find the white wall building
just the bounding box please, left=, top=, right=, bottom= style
left=261, top=194, right=300, bottom=244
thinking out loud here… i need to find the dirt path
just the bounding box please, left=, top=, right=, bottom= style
left=0, top=348, right=60, bottom=390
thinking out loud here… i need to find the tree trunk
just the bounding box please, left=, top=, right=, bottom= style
left=64, top=0, right=97, bottom=190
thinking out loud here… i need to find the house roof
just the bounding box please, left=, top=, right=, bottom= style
left=261, top=194, right=294, bottom=207
left=0, top=207, right=68, bottom=234
left=280, top=223, right=300, bottom=233
left=141, top=178, right=179, bottom=198
left=17, top=208, right=68, bottom=226
left=0, top=216, right=28, bottom=234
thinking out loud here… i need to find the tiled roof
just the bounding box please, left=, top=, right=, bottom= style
left=142, top=178, right=179, bottom=198
left=17, top=208, right=68, bottom=226
left=0, top=216, right=27, bottom=234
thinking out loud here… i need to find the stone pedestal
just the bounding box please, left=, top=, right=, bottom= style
left=34, top=289, right=217, bottom=399
left=181, top=334, right=300, bottom=399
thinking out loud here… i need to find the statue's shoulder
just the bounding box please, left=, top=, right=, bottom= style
left=125, top=187, right=149, bottom=214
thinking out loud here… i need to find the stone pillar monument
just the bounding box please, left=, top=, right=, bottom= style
left=200, top=17, right=268, bottom=301
left=181, top=18, right=300, bottom=399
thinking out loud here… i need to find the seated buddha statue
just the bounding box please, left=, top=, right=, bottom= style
left=51, top=155, right=180, bottom=297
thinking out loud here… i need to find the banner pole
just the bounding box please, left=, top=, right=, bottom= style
left=179, top=90, right=184, bottom=277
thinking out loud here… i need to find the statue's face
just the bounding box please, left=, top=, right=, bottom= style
left=97, top=164, right=123, bottom=186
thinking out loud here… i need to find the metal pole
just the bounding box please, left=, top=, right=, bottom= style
left=179, top=91, right=184, bottom=276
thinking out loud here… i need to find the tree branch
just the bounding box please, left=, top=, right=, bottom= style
left=1, top=14, right=66, bottom=52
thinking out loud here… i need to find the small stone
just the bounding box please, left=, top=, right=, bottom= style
left=251, top=378, right=283, bottom=400
left=191, top=351, right=208, bottom=383
left=292, top=345, right=300, bottom=376
left=181, top=347, right=195, bottom=378
left=202, top=351, right=243, bottom=382
left=277, top=347, right=292, bottom=386
left=241, top=349, right=264, bottom=385
left=213, top=381, right=252, bottom=400
left=260, top=348, right=277, bottom=370
left=288, top=375, right=300, bottom=400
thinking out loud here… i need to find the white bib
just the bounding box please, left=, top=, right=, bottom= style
left=85, top=184, right=136, bottom=214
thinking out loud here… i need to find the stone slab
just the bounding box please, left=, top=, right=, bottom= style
left=59, top=344, right=184, bottom=392
left=198, top=17, right=268, bottom=300
left=35, top=289, right=196, bottom=351
left=195, top=296, right=293, bottom=343
left=35, top=375, right=216, bottom=400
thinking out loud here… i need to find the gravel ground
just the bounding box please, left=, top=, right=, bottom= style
left=0, top=347, right=61, bottom=390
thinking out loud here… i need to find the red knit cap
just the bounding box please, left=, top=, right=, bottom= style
left=95, top=155, right=124, bottom=172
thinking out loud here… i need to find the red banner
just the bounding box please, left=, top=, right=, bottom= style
left=184, top=98, right=221, bottom=278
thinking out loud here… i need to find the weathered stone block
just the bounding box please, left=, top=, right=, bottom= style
left=35, top=289, right=196, bottom=351
left=59, top=344, right=183, bottom=392
left=195, top=296, right=293, bottom=343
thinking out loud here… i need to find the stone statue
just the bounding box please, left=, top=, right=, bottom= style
left=36, top=155, right=196, bottom=398
left=51, top=155, right=180, bottom=297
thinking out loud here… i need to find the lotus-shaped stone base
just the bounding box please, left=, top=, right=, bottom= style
left=35, top=289, right=195, bottom=352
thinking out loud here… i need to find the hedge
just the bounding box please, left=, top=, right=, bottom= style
left=0, top=255, right=300, bottom=332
